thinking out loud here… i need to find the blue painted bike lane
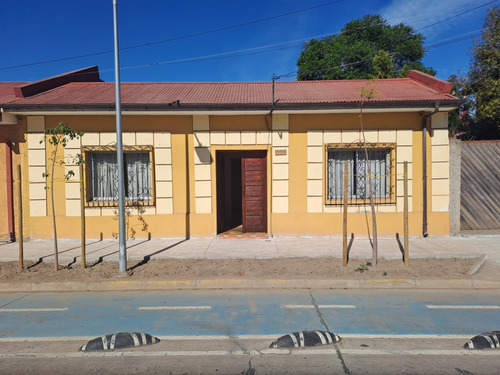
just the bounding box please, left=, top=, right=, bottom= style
left=311, top=290, right=500, bottom=336
left=1, top=290, right=499, bottom=338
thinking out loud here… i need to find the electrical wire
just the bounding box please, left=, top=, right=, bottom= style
left=273, top=26, right=487, bottom=81
left=96, top=0, right=498, bottom=78
left=0, top=0, right=345, bottom=71
left=416, top=0, right=497, bottom=31
left=2, top=0, right=494, bottom=78
left=101, top=34, right=329, bottom=74
left=108, top=23, right=485, bottom=80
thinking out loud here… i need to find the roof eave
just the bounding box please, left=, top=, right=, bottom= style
left=1, top=99, right=461, bottom=113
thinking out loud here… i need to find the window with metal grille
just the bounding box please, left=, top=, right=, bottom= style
left=326, top=146, right=394, bottom=205
left=84, top=146, right=153, bottom=206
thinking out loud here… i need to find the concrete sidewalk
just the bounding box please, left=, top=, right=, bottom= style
left=1, top=234, right=499, bottom=291
left=1, top=234, right=500, bottom=264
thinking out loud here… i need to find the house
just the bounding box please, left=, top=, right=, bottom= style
left=0, top=66, right=460, bottom=241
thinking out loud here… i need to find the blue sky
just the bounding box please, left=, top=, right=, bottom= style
left=1, top=0, right=496, bottom=83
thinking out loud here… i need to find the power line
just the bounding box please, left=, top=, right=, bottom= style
left=41, top=23, right=487, bottom=81
left=0, top=0, right=345, bottom=71
left=103, top=0, right=494, bottom=77
left=105, top=34, right=329, bottom=73
left=416, top=0, right=497, bottom=31
left=425, top=29, right=485, bottom=49
left=2, top=0, right=493, bottom=77
left=274, top=28, right=487, bottom=80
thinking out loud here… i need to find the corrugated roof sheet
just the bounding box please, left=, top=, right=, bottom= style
left=1, top=68, right=460, bottom=110
left=0, top=82, right=29, bottom=103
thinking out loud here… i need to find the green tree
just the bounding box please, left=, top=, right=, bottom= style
left=448, top=73, right=475, bottom=140
left=372, top=50, right=395, bottom=78
left=467, top=5, right=500, bottom=139
left=41, top=122, right=84, bottom=270
left=297, top=14, right=435, bottom=80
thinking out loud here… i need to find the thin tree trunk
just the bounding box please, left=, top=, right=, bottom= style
left=363, top=147, right=378, bottom=266
left=51, top=142, right=59, bottom=271
left=359, top=98, right=378, bottom=266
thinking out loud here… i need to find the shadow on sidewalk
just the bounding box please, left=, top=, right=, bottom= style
left=127, top=239, right=189, bottom=274
left=27, top=240, right=107, bottom=269
left=85, top=239, right=154, bottom=268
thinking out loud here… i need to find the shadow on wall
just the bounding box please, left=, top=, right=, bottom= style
left=112, top=207, right=149, bottom=240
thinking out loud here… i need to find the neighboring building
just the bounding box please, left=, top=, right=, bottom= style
left=0, top=66, right=460, bottom=241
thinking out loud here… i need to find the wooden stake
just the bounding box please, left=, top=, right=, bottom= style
left=404, top=161, right=409, bottom=266
left=17, top=165, right=23, bottom=270
left=343, top=162, right=349, bottom=266
left=80, top=163, right=86, bottom=269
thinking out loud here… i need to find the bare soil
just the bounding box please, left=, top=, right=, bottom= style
left=0, top=256, right=492, bottom=282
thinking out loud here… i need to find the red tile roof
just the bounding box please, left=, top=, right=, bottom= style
left=1, top=67, right=460, bottom=111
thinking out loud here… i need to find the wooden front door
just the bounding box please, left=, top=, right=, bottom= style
left=241, top=155, right=267, bottom=233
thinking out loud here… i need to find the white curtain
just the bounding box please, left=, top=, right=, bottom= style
left=126, top=152, right=151, bottom=200
left=90, top=152, right=151, bottom=202
left=356, top=150, right=389, bottom=198
left=91, top=152, right=118, bottom=201
left=327, top=150, right=354, bottom=199
left=328, top=149, right=390, bottom=201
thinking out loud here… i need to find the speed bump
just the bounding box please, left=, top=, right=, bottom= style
left=463, top=331, right=500, bottom=349
left=270, top=330, right=341, bottom=348
left=80, top=332, right=160, bottom=351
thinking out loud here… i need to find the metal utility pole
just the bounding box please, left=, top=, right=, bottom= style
left=113, top=0, right=127, bottom=273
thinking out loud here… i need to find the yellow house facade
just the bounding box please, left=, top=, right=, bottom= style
left=0, top=67, right=460, bottom=241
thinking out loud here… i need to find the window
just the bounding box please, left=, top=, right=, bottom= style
left=326, top=145, right=394, bottom=205
left=83, top=146, right=154, bottom=206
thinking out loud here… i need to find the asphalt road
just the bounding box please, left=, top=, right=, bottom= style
left=1, top=289, right=499, bottom=374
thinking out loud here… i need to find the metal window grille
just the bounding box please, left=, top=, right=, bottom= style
left=327, top=148, right=393, bottom=205
left=87, top=151, right=152, bottom=206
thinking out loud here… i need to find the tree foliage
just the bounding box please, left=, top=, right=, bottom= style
left=448, top=6, right=499, bottom=140
left=297, top=14, right=435, bottom=80
left=468, top=5, right=500, bottom=138
left=372, top=50, right=395, bottom=78
left=448, top=74, right=475, bottom=140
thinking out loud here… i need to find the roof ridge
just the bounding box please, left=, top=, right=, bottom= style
left=68, top=79, right=414, bottom=85
left=69, top=81, right=275, bottom=85
left=14, top=66, right=102, bottom=98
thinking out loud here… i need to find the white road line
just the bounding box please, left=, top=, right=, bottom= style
left=426, top=305, right=500, bottom=310
left=339, top=334, right=472, bottom=339
left=0, top=349, right=498, bottom=359
left=138, top=306, right=212, bottom=311
left=295, top=349, right=498, bottom=356
left=281, top=304, right=356, bottom=309
left=0, top=333, right=474, bottom=342
left=0, top=308, right=68, bottom=313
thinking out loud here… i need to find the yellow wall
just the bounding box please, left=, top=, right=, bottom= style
left=8, top=111, right=451, bottom=241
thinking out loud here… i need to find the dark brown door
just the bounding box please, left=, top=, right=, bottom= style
left=241, top=156, right=267, bottom=232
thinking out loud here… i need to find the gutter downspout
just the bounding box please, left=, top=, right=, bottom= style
left=0, top=136, right=15, bottom=242
left=422, top=102, right=440, bottom=237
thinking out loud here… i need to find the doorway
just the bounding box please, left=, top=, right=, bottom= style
left=216, top=150, right=267, bottom=234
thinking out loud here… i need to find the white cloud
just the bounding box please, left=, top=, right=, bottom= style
left=381, top=0, right=489, bottom=40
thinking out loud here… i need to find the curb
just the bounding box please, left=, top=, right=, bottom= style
left=1, top=278, right=499, bottom=292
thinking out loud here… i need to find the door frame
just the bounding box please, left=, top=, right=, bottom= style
left=215, top=149, right=268, bottom=235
